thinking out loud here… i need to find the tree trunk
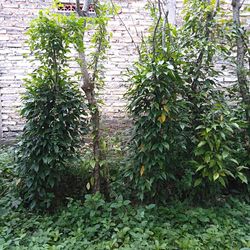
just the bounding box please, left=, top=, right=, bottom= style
left=232, top=0, right=250, bottom=125
left=76, top=0, right=101, bottom=193
left=79, top=55, right=101, bottom=193
left=232, top=0, right=250, bottom=153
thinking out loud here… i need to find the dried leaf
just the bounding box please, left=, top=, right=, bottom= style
left=158, top=113, right=166, bottom=123
left=140, top=165, right=145, bottom=176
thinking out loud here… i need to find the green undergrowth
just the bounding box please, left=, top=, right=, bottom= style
left=0, top=193, right=250, bottom=250
left=1, top=147, right=250, bottom=250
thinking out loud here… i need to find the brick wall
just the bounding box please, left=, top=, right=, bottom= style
left=0, top=0, right=249, bottom=140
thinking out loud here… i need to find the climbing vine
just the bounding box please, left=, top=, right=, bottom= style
left=126, top=0, right=248, bottom=202
left=17, top=11, right=89, bottom=210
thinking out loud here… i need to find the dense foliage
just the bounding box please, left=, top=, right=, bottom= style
left=16, top=12, right=89, bottom=210
left=1, top=197, right=250, bottom=249
left=126, top=54, right=190, bottom=202
left=0, top=0, right=249, bottom=248
left=126, top=0, right=249, bottom=202
left=0, top=149, right=249, bottom=249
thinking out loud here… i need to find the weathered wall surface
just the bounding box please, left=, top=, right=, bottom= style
left=0, top=0, right=153, bottom=139
left=0, top=0, right=52, bottom=139
left=0, top=0, right=249, bottom=140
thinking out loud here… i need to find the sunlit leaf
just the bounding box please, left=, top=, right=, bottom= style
left=86, top=182, right=91, bottom=190
left=213, top=172, right=220, bottom=181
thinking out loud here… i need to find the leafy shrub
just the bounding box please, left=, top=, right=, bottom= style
left=126, top=57, right=191, bottom=202
left=178, top=0, right=249, bottom=194
left=16, top=12, right=89, bottom=210
left=192, top=105, right=248, bottom=190
left=125, top=0, right=249, bottom=202
left=1, top=151, right=249, bottom=249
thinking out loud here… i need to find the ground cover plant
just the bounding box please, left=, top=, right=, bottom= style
left=0, top=150, right=250, bottom=250
left=1, top=199, right=250, bottom=249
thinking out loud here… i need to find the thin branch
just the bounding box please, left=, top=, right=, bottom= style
left=76, top=0, right=88, bottom=17
left=212, top=0, right=220, bottom=17
left=75, top=0, right=102, bottom=193
left=110, top=0, right=141, bottom=57
left=161, top=0, right=173, bottom=50
left=192, top=0, right=220, bottom=85
left=160, top=0, right=168, bottom=48
left=159, top=0, right=167, bottom=17
left=152, top=0, right=162, bottom=61
left=162, top=10, right=168, bottom=50
left=240, top=0, right=246, bottom=8
left=131, top=15, right=139, bottom=38
left=141, top=31, right=150, bottom=57
left=92, top=28, right=104, bottom=83
left=232, top=0, right=250, bottom=126
left=76, top=0, right=81, bottom=14
left=75, top=0, right=92, bottom=90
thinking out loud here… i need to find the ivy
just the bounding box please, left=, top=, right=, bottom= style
left=17, top=11, right=89, bottom=210
left=126, top=20, right=191, bottom=202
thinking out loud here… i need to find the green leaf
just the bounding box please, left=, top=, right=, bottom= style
left=194, top=178, right=202, bottom=187
left=197, top=141, right=206, bottom=148
left=195, top=125, right=205, bottom=130
left=238, top=173, right=248, bottom=184
left=220, top=132, right=226, bottom=140
left=146, top=72, right=153, bottom=79
left=162, top=142, right=170, bottom=150
left=204, top=154, right=210, bottom=163
left=231, top=122, right=240, bottom=129
left=222, top=151, right=229, bottom=159
left=33, top=164, right=39, bottom=173
left=213, top=172, right=220, bottom=181
left=90, top=160, right=96, bottom=169
left=206, top=128, right=211, bottom=133
left=196, top=165, right=205, bottom=172
left=180, top=123, right=185, bottom=130
left=230, top=158, right=239, bottom=165
left=218, top=177, right=226, bottom=187
left=86, top=182, right=91, bottom=190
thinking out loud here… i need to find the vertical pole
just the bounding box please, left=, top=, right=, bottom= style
left=167, top=0, right=176, bottom=25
